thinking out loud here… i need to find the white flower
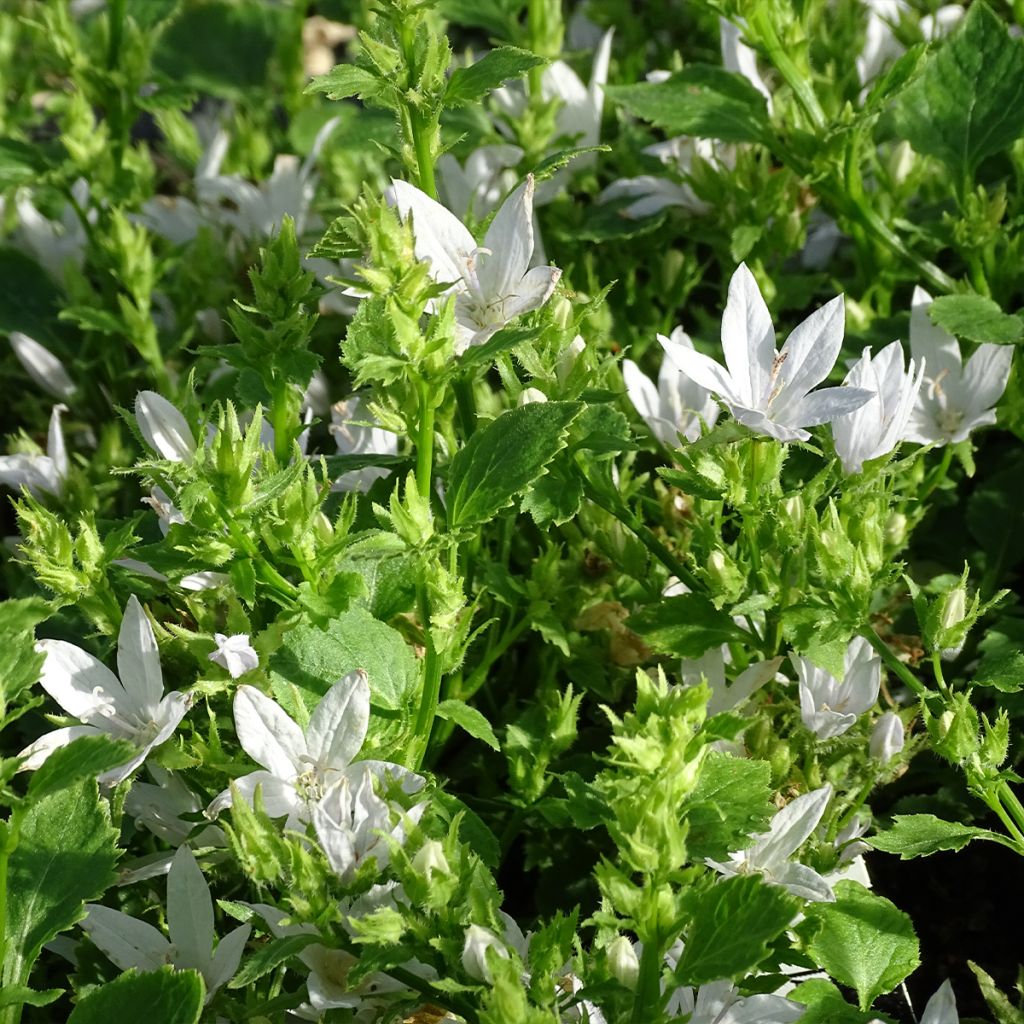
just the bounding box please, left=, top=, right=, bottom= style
left=135, top=391, right=197, bottom=462
left=329, top=395, right=398, bottom=492
left=870, top=710, right=905, bottom=763
left=707, top=784, right=836, bottom=902
left=832, top=340, right=924, bottom=474
left=795, top=636, right=881, bottom=740
left=312, top=762, right=427, bottom=883
left=13, top=179, right=93, bottom=286
left=720, top=17, right=773, bottom=108
left=660, top=263, right=873, bottom=442
left=82, top=847, right=250, bottom=1001
left=462, top=924, right=510, bottom=983
left=125, top=764, right=224, bottom=848
left=680, top=647, right=783, bottom=717
left=0, top=404, right=69, bottom=498
left=921, top=979, right=958, bottom=1024
left=18, top=595, right=191, bottom=785
left=389, top=176, right=561, bottom=354
left=903, top=286, right=1013, bottom=446
left=208, top=633, right=259, bottom=678
left=623, top=327, right=721, bottom=444
left=208, top=670, right=422, bottom=831
left=7, top=332, right=76, bottom=399
left=437, top=144, right=524, bottom=221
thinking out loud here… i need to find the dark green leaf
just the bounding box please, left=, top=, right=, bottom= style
left=445, top=47, right=546, bottom=107
left=432, top=791, right=501, bottom=868
left=27, top=736, right=137, bottom=801
left=456, top=326, right=539, bottom=374
left=790, top=980, right=893, bottom=1024
left=866, top=814, right=1000, bottom=858
left=0, top=986, right=62, bottom=1010
left=306, top=64, right=382, bottom=101
left=446, top=401, right=583, bottom=530
left=0, top=248, right=63, bottom=341
left=68, top=968, right=204, bottom=1024
left=627, top=594, right=748, bottom=659
left=606, top=66, right=771, bottom=144
left=928, top=294, right=1024, bottom=345
left=804, top=881, right=919, bottom=1010
left=521, top=458, right=584, bottom=527
left=973, top=651, right=1024, bottom=693
left=676, top=875, right=800, bottom=985
left=436, top=699, right=500, bottom=750
left=269, top=607, right=418, bottom=712
left=2, top=780, right=120, bottom=993
left=229, top=934, right=321, bottom=989
left=889, top=3, right=1024, bottom=181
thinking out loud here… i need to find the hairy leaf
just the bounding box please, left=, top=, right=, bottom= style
left=866, top=814, right=1000, bottom=858
left=68, top=968, right=204, bottom=1024
left=445, top=47, right=545, bottom=107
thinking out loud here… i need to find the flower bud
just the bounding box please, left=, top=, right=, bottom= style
left=556, top=334, right=586, bottom=383
left=8, top=332, right=76, bottom=400
left=412, top=839, right=450, bottom=881
left=607, top=936, right=639, bottom=990
left=884, top=511, right=908, bottom=549
left=518, top=387, right=548, bottom=406
left=870, top=711, right=905, bottom=764
left=462, top=924, right=508, bottom=983
left=135, top=391, right=197, bottom=463
left=887, top=140, right=915, bottom=185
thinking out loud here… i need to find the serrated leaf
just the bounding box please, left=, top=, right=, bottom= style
left=306, top=63, right=382, bottom=101
left=521, top=457, right=583, bottom=527
left=928, top=294, right=1024, bottom=345
left=229, top=934, right=321, bottom=989
left=969, top=960, right=1024, bottom=1024
left=865, top=814, right=1000, bottom=858
left=2, top=779, right=120, bottom=993
left=446, top=401, right=583, bottom=530
left=268, top=607, right=417, bottom=712
left=973, top=651, right=1024, bottom=692
left=804, top=881, right=919, bottom=1010
left=27, top=736, right=137, bottom=801
left=445, top=46, right=546, bottom=107
left=68, top=968, right=204, bottom=1024
left=455, top=326, right=539, bottom=374
left=888, top=3, right=1024, bottom=182
left=676, top=875, right=800, bottom=985
left=436, top=699, right=500, bottom=750
left=681, top=752, right=773, bottom=861
left=627, top=594, right=748, bottom=659
left=606, top=66, right=771, bottom=144
left=0, top=985, right=62, bottom=1010
left=532, top=145, right=610, bottom=183
left=790, top=980, right=890, bottom=1024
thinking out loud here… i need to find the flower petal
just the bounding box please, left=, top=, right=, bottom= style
left=167, top=847, right=214, bottom=973
left=35, top=639, right=124, bottom=722
left=135, top=391, right=197, bottom=462
left=207, top=770, right=302, bottom=823
left=479, top=177, right=535, bottom=297
left=773, top=294, right=846, bottom=411
left=17, top=725, right=106, bottom=772
left=721, top=263, right=776, bottom=408
left=659, top=334, right=738, bottom=405
left=755, top=784, right=833, bottom=868
left=81, top=904, right=172, bottom=972
left=8, top=332, right=76, bottom=399
left=117, top=595, right=164, bottom=716
left=305, top=669, right=370, bottom=772
left=207, top=922, right=252, bottom=995
left=233, top=686, right=305, bottom=780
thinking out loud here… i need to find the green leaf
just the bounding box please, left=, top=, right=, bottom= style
left=268, top=607, right=418, bottom=712
left=306, top=63, right=382, bottom=101
left=68, top=968, right=204, bottom=1024
left=229, top=934, right=321, bottom=989
left=455, top=326, right=539, bottom=374
left=681, top=752, right=773, bottom=861
left=790, top=980, right=892, bottom=1024
left=606, top=66, right=771, bottom=144
left=436, top=699, right=500, bottom=750
left=531, top=145, right=611, bottom=184
left=969, top=960, right=1024, bottom=1024
left=0, top=247, right=63, bottom=341
left=2, top=779, right=120, bottom=993
left=865, top=814, right=1000, bottom=858
left=445, top=47, right=546, bottom=107
left=973, top=650, right=1024, bottom=692
left=521, top=458, right=584, bottom=527
left=888, top=3, right=1024, bottom=181
left=0, top=985, right=62, bottom=1010
left=446, top=401, right=583, bottom=530
left=627, top=594, right=748, bottom=659
left=433, top=791, right=501, bottom=868
left=153, top=1, right=284, bottom=98
left=804, top=881, right=919, bottom=1010
left=928, top=294, right=1024, bottom=345
left=0, top=138, right=46, bottom=189
left=27, top=736, right=137, bottom=801
left=676, top=875, right=800, bottom=985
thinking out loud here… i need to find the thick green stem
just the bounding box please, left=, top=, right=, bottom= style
left=860, top=627, right=929, bottom=699
left=411, top=584, right=443, bottom=770
left=270, top=387, right=292, bottom=467
left=415, top=380, right=436, bottom=502
left=630, top=933, right=664, bottom=1024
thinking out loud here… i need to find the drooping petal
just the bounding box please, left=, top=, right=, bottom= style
left=772, top=860, right=835, bottom=902
left=961, top=344, right=1013, bottom=417
left=167, top=847, right=214, bottom=973
left=232, top=686, right=306, bottom=780
left=305, top=669, right=370, bottom=773
left=708, top=657, right=783, bottom=716
left=783, top=385, right=874, bottom=429
left=623, top=359, right=670, bottom=442
left=497, top=264, right=561, bottom=322
left=909, top=286, right=962, bottom=377
left=81, top=904, right=172, bottom=972
left=207, top=770, right=302, bottom=822
left=659, top=335, right=739, bottom=405
left=207, top=922, right=252, bottom=995
left=117, top=595, right=164, bottom=716
left=720, top=263, right=776, bottom=408
left=135, top=391, right=197, bottom=462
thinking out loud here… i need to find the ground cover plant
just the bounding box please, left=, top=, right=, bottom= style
left=4, top=0, right=1024, bottom=1020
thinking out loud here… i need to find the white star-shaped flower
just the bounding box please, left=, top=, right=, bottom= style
left=208, top=633, right=259, bottom=678
left=794, top=636, right=881, bottom=741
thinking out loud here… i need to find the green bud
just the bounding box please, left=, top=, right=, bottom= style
left=606, top=936, right=639, bottom=990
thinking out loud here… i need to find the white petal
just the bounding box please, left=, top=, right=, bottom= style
left=207, top=770, right=302, bottom=823
left=35, top=639, right=124, bottom=722
left=910, top=286, right=961, bottom=376
left=135, top=391, right=197, bottom=462
left=0, top=454, right=63, bottom=498
left=498, top=264, right=561, bottom=321
left=773, top=860, right=835, bottom=902
left=46, top=406, right=68, bottom=480
left=81, top=904, right=172, bottom=972
left=233, top=686, right=305, bottom=780
left=207, top=923, right=251, bottom=994
left=9, top=332, right=75, bottom=399
left=773, top=294, right=846, bottom=411
left=623, top=359, right=665, bottom=439
left=117, top=595, right=164, bottom=716
left=708, top=657, right=783, bottom=716
left=479, top=177, right=535, bottom=297
left=784, top=386, right=874, bottom=429
left=659, top=334, right=738, bottom=404
left=921, top=979, right=958, bottom=1024
left=721, top=263, right=776, bottom=408
left=17, top=725, right=106, bottom=772
left=305, top=670, right=370, bottom=773
left=961, top=344, right=1013, bottom=415
left=756, top=785, right=833, bottom=868
left=168, top=847, right=214, bottom=972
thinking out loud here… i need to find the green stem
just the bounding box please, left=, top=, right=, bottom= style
left=0, top=810, right=24, bottom=1024
left=630, top=933, right=664, bottom=1024
left=270, top=387, right=292, bottom=466
left=979, top=787, right=1024, bottom=851
left=998, top=782, right=1024, bottom=841
left=931, top=652, right=952, bottom=699
left=415, top=380, right=436, bottom=502
left=860, top=627, right=929, bottom=699
left=920, top=445, right=954, bottom=501
left=411, top=583, right=443, bottom=770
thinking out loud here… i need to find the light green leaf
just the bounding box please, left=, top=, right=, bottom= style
left=68, top=968, right=204, bottom=1024
left=969, top=960, right=1024, bottom=1024
left=436, top=699, right=500, bottom=750
left=804, top=881, right=919, bottom=1010
left=627, top=594, right=749, bottom=659
left=865, top=814, right=1000, bottom=858
left=269, top=607, right=418, bottom=712
left=889, top=2, right=1024, bottom=181
left=306, top=63, right=382, bottom=101
left=928, top=294, right=1024, bottom=345
left=445, top=47, right=546, bottom=107
left=676, top=875, right=799, bottom=985
left=681, top=752, right=773, bottom=861
left=446, top=401, right=583, bottom=530
left=606, top=66, right=771, bottom=144
left=972, top=651, right=1024, bottom=693
left=0, top=985, right=62, bottom=1010
left=2, top=779, right=120, bottom=993
left=0, top=138, right=46, bottom=189
left=27, top=736, right=137, bottom=801
left=790, top=980, right=889, bottom=1024
left=229, top=934, right=321, bottom=989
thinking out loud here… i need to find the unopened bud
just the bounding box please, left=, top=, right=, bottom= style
left=412, top=839, right=450, bottom=881
left=518, top=387, right=548, bottom=406
left=870, top=711, right=905, bottom=764
left=462, top=925, right=508, bottom=983
left=884, top=511, right=908, bottom=549
left=556, top=334, right=586, bottom=383
left=607, top=936, right=639, bottom=989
